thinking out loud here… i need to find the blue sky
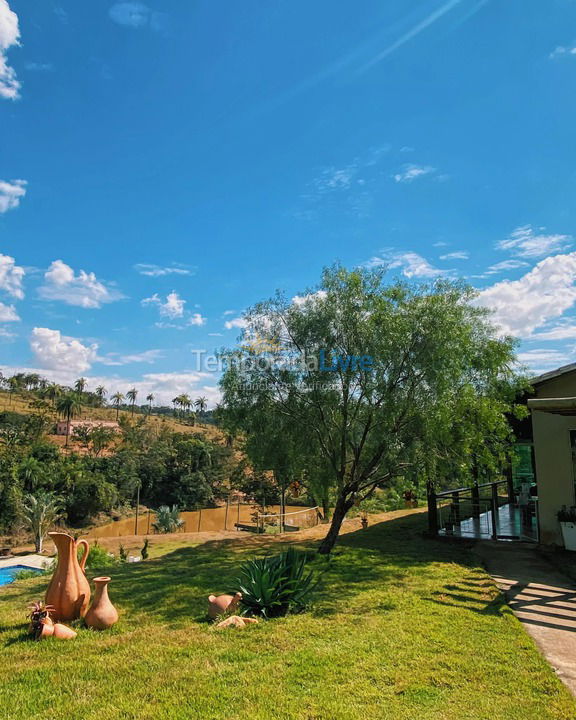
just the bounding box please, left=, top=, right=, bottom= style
left=1, top=0, right=576, bottom=405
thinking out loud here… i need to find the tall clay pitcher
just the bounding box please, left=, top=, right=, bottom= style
left=45, top=532, right=91, bottom=622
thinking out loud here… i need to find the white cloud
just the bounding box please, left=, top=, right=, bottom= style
left=188, top=312, right=206, bottom=326
left=134, top=263, right=193, bottom=277
left=0, top=301, right=19, bottom=322
left=517, top=349, right=570, bottom=374
left=366, top=251, right=446, bottom=278
left=477, top=252, right=576, bottom=337
left=439, top=251, right=469, bottom=260
left=98, top=349, right=164, bottom=366
left=224, top=316, right=248, bottom=330
left=531, top=324, right=576, bottom=341
left=550, top=45, right=576, bottom=60
left=0, top=0, right=20, bottom=100
left=38, top=260, right=123, bottom=308
left=0, top=179, right=26, bottom=212
left=483, top=259, right=530, bottom=276
left=0, top=327, right=15, bottom=339
left=25, top=62, right=53, bottom=72
left=0, top=253, right=25, bottom=298
left=497, top=225, right=572, bottom=258
left=30, top=327, right=98, bottom=373
left=393, top=164, right=435, bottom=183
left=292, top=290, right=328, bottom=306
left=142, top=291, right=186, bottom=319
left=109, top=2, right=167, bottom=32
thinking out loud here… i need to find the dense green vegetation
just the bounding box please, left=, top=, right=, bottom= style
left=1, top=511, right=573, bottom=720
left=0, top=406, right=235, bottom=535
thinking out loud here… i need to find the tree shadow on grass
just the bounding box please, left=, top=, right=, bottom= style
left=3, top=511, right=486, bottom=633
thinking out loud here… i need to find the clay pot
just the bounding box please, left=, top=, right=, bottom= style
left=52, top=623, right=77, bottom=640
left=207, top=592, right=242, bottom=619
left=215, top=615, right=259, bottom=629
left=45, top=532, right=91, bottom=622
left=37, top=618, right=54, bottom=639
left=85, top=576, right=119, bottom=630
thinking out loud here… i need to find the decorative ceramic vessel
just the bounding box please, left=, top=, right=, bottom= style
left=215, top=615, right=258, bottom=629
left=207, top=592, right=242, bottom=619
left=45, top=532, right=91, bottom=622
left=52, top=623, right=77, bottom=640
left=85, top=576, right=119, bottom=630
left=38, top=618, right=54, bottom=639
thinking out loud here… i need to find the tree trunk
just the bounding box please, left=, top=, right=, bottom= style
left=317, top=493, right=353, bottom=554
left=36, top=534, right=42, bottom=553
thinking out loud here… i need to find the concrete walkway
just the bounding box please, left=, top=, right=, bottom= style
left=0, top=553, right=53, bottom=570
left=476, top=542, right=576, bottom=696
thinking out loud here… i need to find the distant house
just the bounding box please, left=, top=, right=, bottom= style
left=56, top=420, right=121, bottom=436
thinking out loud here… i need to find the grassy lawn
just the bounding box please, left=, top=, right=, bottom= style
left=1, top=512, right=574, bottom=720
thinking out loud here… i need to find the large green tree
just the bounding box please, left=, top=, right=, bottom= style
left=219, top=265, right=524, bottom=554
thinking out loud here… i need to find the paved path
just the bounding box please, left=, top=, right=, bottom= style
left=0, top=553, right=53, bottom=570
left=476, top=542, right=576, bottom=696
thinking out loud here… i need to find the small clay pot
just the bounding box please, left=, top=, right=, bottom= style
left=207, top=592, right=242, bottom=619
left=37, top=619, right=55, bottom=640
left=85, top=576, right=119, bottom=630
left=52, top=623, right=77, bottom=640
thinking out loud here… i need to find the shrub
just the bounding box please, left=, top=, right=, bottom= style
left=152, top=505, right=184, bottom=534
left=78, top=540, right=117, bottom=570
left=235, top=546, right=318, bottom=619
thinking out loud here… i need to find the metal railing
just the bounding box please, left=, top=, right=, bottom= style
left=427, top=477, right=515, bottom=540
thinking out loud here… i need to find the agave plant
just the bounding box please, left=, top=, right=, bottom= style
left=152, top=505, right=184, bottom=534
left=235, top=547, right=318, bottom=619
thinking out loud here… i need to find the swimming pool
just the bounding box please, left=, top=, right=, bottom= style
left=0, top=565, right=42, bottom=587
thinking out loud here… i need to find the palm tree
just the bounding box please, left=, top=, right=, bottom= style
left=95, top=385, right=107, bottom=406
left=74, top=377, right=87, bottom=396
left=146, top=393, right=155, bottom=415
left=21, top=491, right=63, bottom=552
left=56, top=393, right=83, bottom=447
left=111, top=392, right=124, bottom=421
left=180, top=394, right=192, bottom=418
left=19, top=457, right=42, bottom=492
left=172, top=396, right=180, bottom=418
left=127, top=388, right=138, bottom=415
left=45, top=383, right=62, bottom=408
left=152, top=505, right=184, bottom=534
left=7, top=376, right=19, bottom=406
left=195, top=396, right=207, bottom=416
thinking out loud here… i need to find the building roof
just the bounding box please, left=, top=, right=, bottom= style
left=528, top=397, right=576, bottom=415
left=531, top=362, right=576, bottom=387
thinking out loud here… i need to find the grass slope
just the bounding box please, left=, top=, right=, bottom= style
left=1, top=512, right=574, bottom=720
left=0, top=390, right=225, bottom=446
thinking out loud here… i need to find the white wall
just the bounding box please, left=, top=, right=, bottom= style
left=532, top=410, right=576, bottom=545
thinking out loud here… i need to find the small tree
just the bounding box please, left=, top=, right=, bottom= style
left=21, top=491, right=63, bottom=553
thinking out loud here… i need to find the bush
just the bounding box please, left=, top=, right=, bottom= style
left=235, top=547, right=318, bottom=619
left=78, top=540, right=117, bottom=570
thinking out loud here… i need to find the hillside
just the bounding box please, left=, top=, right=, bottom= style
left=0, top=390, right=227, bottom=450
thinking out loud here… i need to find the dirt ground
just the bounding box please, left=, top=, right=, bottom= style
left=9, top=507, right=427, bottom=558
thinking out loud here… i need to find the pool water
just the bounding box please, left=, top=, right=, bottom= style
left=0, top=565, right=42, bottom=587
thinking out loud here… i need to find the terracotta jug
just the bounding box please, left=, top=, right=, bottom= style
left=85, top=576, right=119, bottom=630
left=207, top=592, right=242, bottom=619
left=45, top=532, right=91, bottom=622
